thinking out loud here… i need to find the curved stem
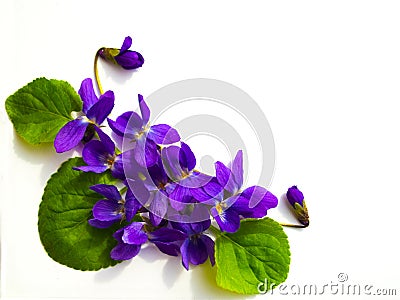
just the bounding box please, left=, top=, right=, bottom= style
left=94, top=48, right=105, bottom=95
left=279, top=222, right=308, bottom=228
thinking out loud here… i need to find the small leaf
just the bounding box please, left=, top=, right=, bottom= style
left=5, top=78, right=82, bottom=145
left=214, top=218, right=290, bottom=294
left=38, top=157, right=120, bottom=271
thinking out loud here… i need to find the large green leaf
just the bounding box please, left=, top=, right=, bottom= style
left=38, top=157, right=120, bottom=271
left=214, top=218, right=290, bottom=294
left=5, top=78, right=82, bottom=145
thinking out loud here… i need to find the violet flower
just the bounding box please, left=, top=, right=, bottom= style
left=197, top=151, right=278, bottom=233
left=54, top=78, right=114, bottom=153
left=110, top=222, right=148, bottom=260
left=74, top=128, right=124, bottom=179
left=168, top=220, right=215, bottom=270
left=99, top=36, right=144, bottom=70
left=88, top=184, right=141, bottom=228
left=162, top=142, right=212, bottom=211
left=108, top=94, right=180, bottom=167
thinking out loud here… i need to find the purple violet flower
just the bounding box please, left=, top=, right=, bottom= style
left=99, top=36, right=144, bottom=70
left=73, top=128, right=124, bottom=179
left=162, top=142, right=212, bottom=211
left=173, top=220, right=215, bottom=270
left=110, top=222, right=148, bottom=260
left=54, top=78, right=114, bottom=153
left=199, top=151, right=278, bottom=233
left=108, top=94, right=180, bottom=167
left=88, top=184, right=141, bottom=228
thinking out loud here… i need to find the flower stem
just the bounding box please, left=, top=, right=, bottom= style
left=208, top=225, right=221, bottom=237
left=279, top=222, right=309, bottom=228
left=94, top=48, right=105, bottom=95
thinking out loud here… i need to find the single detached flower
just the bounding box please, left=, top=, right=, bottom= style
left=198, top=151, right=278, bottom=233
left=54, top=78, right=114, bottom=153
left=74, top=128, right=124, bottom=179
left=88, top=184, right=141, bottom=228
left=108, top=94, right=180, bottom=166
left=99, top=36, right=144, bottom=70
left=110, top=222, right=148, bottom=260
left=286, top=186, right=309, bottom=227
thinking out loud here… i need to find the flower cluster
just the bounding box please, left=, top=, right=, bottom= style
left=53, top=37, right=280, bottom=270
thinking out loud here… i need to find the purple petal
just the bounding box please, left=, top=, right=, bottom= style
left=190, top=187, right=214, bottom=202
left=88, top=218, right=115, bottom=228
left=111, top=155, right=125, bottom=180
left=81, top=140, right=110, bottom=166
left=107, top=111, right=142, bottom=137
left=241, top=186, right=278, bottom=210
left=148, top=124, right=180, bottom=145
left=180, top=237, right=208, bottom=270
left=180, top=239, right=191, bottom=270
left=200, top=235, right=215, bottom=266
left=120, top=36, right=132, bottom=53
left=124, top=198, right=141, bottom=222
left=166, top=183, right=192, bottom=211
left=122, top=223, right=148, bottom=245
left=149, top=227, right=187, bottom=242
left=90, top=184, right=121, bottom=201
left=178, top=172, right=213, bottom=189
left=126, top=179, right=151, bottom=207
left=79, top=78, right=98, bottom=114
left=115, top=51, right=144, bottom=70
left=74, top=165, right=108, bottom=173
left=138, top=94, right=150, bottom=125
left=215, top=161, right=237, bottom=194
left=211, top=207, right=240, bottom=233
left=92, top=200, right=121, bottom=221
left=179, top=142, right=196, bottom=171
left=231, top=189, right=277, bottom=219
left=190, top=219, right=211, bottom=234
left=95, top=127, right=115, bottom=154
left=134, top=138, right=159, bottom=167
left=54, top=119, right=88, bottom=153
left=203, top=181, right=224, bottom=199
left=161, top=146, right=184, bottom=180
left=149, top=191, right=168, bottom=226
left=231, top=150, right=243, bottom=189
left=111, top=243, right=141, bottom=261
left=147, top=158, right=168, bottom=187
left=86, top=91, right=114, bottom=125
left=152, top=242, right=180, bottom=257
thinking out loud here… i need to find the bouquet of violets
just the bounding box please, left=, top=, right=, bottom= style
left=5, top=36, right=308, bottom=295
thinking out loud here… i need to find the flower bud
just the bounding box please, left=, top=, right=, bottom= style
left=99, top=36, right=144, bottom=70
left=286, top=186, right=309, bottom=227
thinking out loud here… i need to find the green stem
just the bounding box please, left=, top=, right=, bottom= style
left=119, top=186, right=128, bottom=195
left=208, top=225, right=221, bottom=236
left=279, top=222, right=308, bottom=228
left=94, top=48, right=105, bottom=95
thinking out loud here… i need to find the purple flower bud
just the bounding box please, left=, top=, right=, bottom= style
left=286, top=186, right=304, bottom=207
left=286, top=186, right=309, bottom=227
left=99, top=36, right=144, bottom=70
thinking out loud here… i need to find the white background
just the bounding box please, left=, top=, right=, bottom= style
left=1, top=1, right=400, bottom=299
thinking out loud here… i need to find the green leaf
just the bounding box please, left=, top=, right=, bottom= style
left=38, top=157, right=120, bottom=271
left=5, top=78, right=82, bottom=145
left=214, top=218, right=290, bottom=294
